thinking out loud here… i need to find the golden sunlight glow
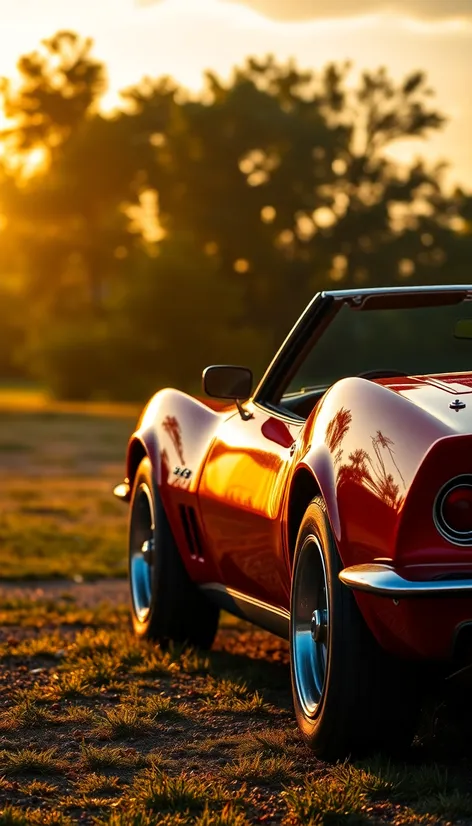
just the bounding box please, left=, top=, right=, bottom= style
left=296, top=215, right=316, bottom=241
left=313, top=208, right=336, bottom=229
left=0, top=132, right=48, bottom=177
left=100, top=89, right=123, bottom=114
left=398, top=258, right=416, bottom=277
left=21, top=147, right=48, bottom=177
left=402, top=16, right=472, bottom=34
left=261, top=206, right=276, bottom=224
left=204, top=241, right=219, bottom=256
left=234, top=258, right=250, bottom=273
left=127, top=189, right=166, bottom=243
left=0, top=0, right=470, bottom=186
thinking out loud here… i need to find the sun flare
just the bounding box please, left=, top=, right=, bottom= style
left=0, top=0, right=470, bottom=186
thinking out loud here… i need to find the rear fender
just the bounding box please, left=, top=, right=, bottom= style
left=395, top=433, right=472, bottom=567
left=294, top=378, right=472, bottom=660
left=351, top=433, right=472, bottom=659
left=294, top=376, right=450, bottom=570
left=300, top=442, right=340, bottom=538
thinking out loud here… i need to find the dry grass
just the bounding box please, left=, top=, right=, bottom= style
left=0, top=391, right=137, bottom=580
left=0, top=598, right=470, bottom=824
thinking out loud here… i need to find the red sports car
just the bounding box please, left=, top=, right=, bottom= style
left=115, top=285, right=472, bottom=758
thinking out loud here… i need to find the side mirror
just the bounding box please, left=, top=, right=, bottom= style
left=202, top=365, right=253, bottom=400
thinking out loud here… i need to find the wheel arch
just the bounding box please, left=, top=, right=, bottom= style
left=127, top=438, right=150, bottom=489
left=286, top=441, right=342, bottom=567
left=286, top=468, right=321, bottom=564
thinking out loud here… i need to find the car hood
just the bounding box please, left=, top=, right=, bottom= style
left=381, top=373, right=472, bottom=434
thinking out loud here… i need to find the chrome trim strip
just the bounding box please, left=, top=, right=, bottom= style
left=323, top=285, right=472, bottom=300
left=339, top=564, right=472, bottom=597
left=200, top=583, right=290, bottom=639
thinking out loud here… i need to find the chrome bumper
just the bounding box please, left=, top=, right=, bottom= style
left=339, top=564, right=472, bottom=598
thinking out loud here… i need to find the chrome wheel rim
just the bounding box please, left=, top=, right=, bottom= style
left=292, top=535, right=329, bottom=718
left=129, top=483, right=155, bottom=623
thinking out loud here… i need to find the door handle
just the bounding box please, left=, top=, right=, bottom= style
left=289, top=442, right=297, bottom=456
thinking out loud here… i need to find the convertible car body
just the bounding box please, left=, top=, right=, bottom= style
left=115, top=285, right=472, bottom=757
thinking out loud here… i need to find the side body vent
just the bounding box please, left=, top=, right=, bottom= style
left=179, top=505, right=205, bottom=559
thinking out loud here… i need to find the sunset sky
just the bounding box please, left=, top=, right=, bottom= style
left=1, top=0, right=471, bottom=188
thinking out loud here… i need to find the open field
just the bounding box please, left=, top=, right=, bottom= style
left=0, top=391, right=139, bottom=580
left=3, top=392, right=472, bottom=823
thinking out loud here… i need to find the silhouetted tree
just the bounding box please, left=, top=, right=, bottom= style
left=0, top=34, right=470, bottom=400
left=0, top=31, right=106, bottom=162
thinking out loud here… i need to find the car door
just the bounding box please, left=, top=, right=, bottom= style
left=197, top=401, right=303, bottom=609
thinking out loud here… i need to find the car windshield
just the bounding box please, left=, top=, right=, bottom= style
left=284, top=292, right=472, bottom=396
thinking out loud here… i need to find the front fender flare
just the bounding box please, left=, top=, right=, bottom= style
left=113, top=431, right=161, bottom=504
left=126, top=429, right=161, bottom=488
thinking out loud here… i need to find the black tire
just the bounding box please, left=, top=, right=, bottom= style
left=128, top=457, right=219, bottom=648
left=290, top=496, right=423, bottom=759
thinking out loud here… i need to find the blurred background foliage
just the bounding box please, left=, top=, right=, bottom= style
left=0, top=31, right=471, bottom=400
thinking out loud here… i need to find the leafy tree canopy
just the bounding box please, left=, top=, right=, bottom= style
left=0, top=33, right=470, bottom=399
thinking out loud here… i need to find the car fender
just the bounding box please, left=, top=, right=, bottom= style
left=125, top=388, right=235, bottom=582
left=297, top=442, right=340, bottom=535
left=290, top=377, right=450, bottom=570
left=127, top=388, right=228, bottom=487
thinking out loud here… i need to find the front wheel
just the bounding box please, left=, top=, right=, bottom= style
left=290, top=497, right=423, bottom=759
left=128, top=457, right=219, bottom=649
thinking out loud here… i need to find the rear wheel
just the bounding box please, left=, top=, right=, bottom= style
left=290, top=496, right=423, bottom=759
left=128, top=457, right=219, bottom=648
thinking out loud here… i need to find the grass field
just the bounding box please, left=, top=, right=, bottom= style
left=2, top=598, right=472, bottom=825
left=2, top=392, right=472, bottom=824
left=0, top=392, right=139, bottom=579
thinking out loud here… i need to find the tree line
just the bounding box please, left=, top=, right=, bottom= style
left=0, top=31, right=470, bottom=400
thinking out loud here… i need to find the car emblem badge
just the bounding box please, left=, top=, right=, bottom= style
left=173, top=466, right=192, bottom=479
left=450, top=398, right=466, bottom=412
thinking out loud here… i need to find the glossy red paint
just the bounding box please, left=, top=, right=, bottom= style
left=296, top=377, right=449, bottom=563
left=197, top=404, right=302, bottom=607
left=126, top=389, right=232, bottom=585
left=355, top=590, right=472, bottom=659
left=260, top=416, right=295, bottom=449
